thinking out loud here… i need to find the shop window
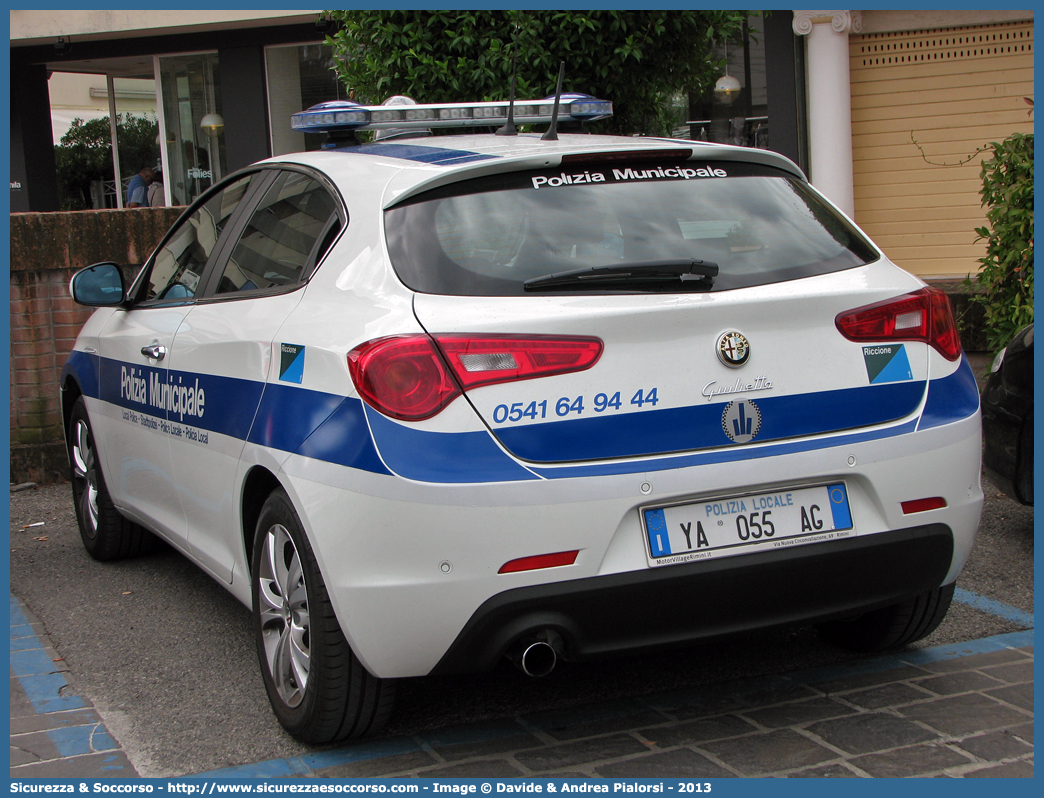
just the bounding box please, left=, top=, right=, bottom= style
left=159, top=53, right=227, bottom=206
left=266, top=43, right=347, bottom=156
left=685, top=16, right=769, bottom=148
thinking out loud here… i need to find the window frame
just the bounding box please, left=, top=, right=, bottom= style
left=126, top=169, right=271, bottom=308
left=125, top=165, right=348, bottom=309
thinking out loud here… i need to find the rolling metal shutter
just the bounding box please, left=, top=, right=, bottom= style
left=850, top=21, right=1033, bottom=278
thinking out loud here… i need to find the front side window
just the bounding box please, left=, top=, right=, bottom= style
left=216, top=171, right=341, bottom=295
left=142, top=172, right=260, bottom=302
left=385, top=160, right=878, bottom=296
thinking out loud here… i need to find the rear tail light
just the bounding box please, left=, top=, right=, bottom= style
left=347, top=334, right=603, bottom=421
left=431, top=334, right=603, bottom=390
left=835, top=287, right=962, bottom=361
left=347, top=335, right=461, bottom=421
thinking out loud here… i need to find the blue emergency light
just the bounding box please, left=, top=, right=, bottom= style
left=290, top=95, right=612, bottom=135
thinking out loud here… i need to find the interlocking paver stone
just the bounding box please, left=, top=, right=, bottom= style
left=539, top=711, right=670, bottom=742
left=419, top=759, right=526, bottom=778
left=9, top=679, right=36, bottom=718
left=899, top=692, right=1032, bottom=736
left=1009, top=722, right=1034, bottom=744
left=741, top=695, right=855, bottom=728
left=11, top=751, right=136, bottom=778
left=314, top=751, right=438, bottom=778
left=981, top=661, right=1035, bottom=683
left=788, top=763, right=859, bottom=777
left=513, top=734, right=649, bottom=772
left=914, top=671, right=1006, bottom=695
left=957, top=731, right=1035, bottom=761
left=807, top=712, right=938, bottom=755
left=432, top=733, right=546, bottom=762
left=914, top=648, right=1026, bottom=674
left=10, top=706, right=105, bottom=736
left=848, top=743, right=973, bottom=777
left=596, top=748, right=735, bottom=778
left=640, top=714, right=756, bottom=748
left=652, top=679, right=815, bottom=720
left=964, top=760, right=1034, bottom=778
left=10, top=744, right=41, bottom=767
left=985, top=682, right=1033, bottom=712
left=842, top=682, right=932, bottom=710
left=810, top=665, right=930, bottom=694
left=699, top=728, right=835, bottom=775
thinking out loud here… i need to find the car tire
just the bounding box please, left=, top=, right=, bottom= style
left=817, top=583, right=955, bottom=652
left=251, top=488, right=396, bottom=743
left=68, top=396, right=155, bottom=561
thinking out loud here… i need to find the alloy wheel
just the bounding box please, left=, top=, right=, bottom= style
left=257, top=523, right=310, bottom=708
left=71, top=419, right=100, bottom=538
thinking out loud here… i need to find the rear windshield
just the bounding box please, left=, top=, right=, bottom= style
left=384, top=160, right=879, bottom=296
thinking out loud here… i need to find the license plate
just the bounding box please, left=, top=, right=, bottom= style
left=642, top=483, right=853, bottom=566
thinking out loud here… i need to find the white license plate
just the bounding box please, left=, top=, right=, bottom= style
left=642, top=483, right=853, bottom=566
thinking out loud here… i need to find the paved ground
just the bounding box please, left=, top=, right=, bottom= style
left=10, top=589, right=1033, bottom=778
left=10, top=596, right=138, bottom=777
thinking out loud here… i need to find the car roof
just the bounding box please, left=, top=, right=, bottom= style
left=262, top=133, right=807, bottom=209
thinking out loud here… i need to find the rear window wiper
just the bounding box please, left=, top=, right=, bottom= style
left=523, top=259, right=718, bottom=291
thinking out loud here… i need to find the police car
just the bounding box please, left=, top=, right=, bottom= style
left=62, top=93, right=983, bottom=743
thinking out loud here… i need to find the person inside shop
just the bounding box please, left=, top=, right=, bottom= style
left=126, top=166, right=155, bottom=208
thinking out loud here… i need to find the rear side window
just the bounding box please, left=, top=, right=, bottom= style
left=385, top=161, right=878, bottom=296
left=216, top=171, right=341, bottom=295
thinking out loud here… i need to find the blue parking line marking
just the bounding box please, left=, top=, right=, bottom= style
left=10, top=646, right=62, bottom=676
left=47, top=724, right=118, bottom=757
left=16, top=673, right=86, bottom=713
left=953, top=587, right=1034, bottom=627
left=10, top=595, right=86, bottom=714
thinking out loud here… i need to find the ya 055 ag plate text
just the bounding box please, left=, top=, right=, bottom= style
left=643, top=483, right=852, bottom=567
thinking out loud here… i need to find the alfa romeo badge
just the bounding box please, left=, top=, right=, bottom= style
left=716, top=331, right=750, bottom=368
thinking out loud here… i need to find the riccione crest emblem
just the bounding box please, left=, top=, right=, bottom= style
left=716, top=331, right=750, bottom=368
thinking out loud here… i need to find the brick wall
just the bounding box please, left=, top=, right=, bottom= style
left=10, top=208, right=183, bottom=484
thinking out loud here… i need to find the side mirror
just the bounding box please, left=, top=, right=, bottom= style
left=70, top=262, right=126, bottom=307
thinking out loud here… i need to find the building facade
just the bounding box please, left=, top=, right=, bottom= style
left=10, top=9, right=1034, bottom=280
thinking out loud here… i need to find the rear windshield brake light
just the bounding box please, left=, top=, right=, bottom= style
left=560, top=149, right=692, bottom=165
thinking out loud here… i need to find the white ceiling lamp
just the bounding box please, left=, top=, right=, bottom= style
left=200, top=113, right=224, bottom=136
left=713, top=42, right=742, bottom=104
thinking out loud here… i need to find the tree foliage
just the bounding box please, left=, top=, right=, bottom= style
left=55, top=114, right=159, bottom=210
left=324, top=10, right=749, bottom=136
left=965, top=132, right=1034, bottom=352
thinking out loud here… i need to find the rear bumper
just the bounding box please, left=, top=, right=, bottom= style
left=430, top=523, right=954, bottom=675
left=281, top=400, right=981, bottom=679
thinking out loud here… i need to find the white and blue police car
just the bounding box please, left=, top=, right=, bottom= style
left=63, top=93, right=983, bottom=743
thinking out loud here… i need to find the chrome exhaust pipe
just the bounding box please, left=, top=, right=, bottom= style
left=520, top=640, right=557, bottom=678
left=508, top=630, right=563, bottom=678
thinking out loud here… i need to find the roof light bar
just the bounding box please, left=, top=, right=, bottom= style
left=290, top=95, right=612, bottom=134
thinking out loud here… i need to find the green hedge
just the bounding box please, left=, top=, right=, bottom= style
left=966, top=132, right=1034, bottom=353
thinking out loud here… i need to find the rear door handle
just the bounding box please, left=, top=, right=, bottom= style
left=141, top=344, right=167, bottom=361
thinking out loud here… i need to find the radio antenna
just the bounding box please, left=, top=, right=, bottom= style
left=496, top=31, right=520, bottom=136
left=541, top=61, right=565, bottom=141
